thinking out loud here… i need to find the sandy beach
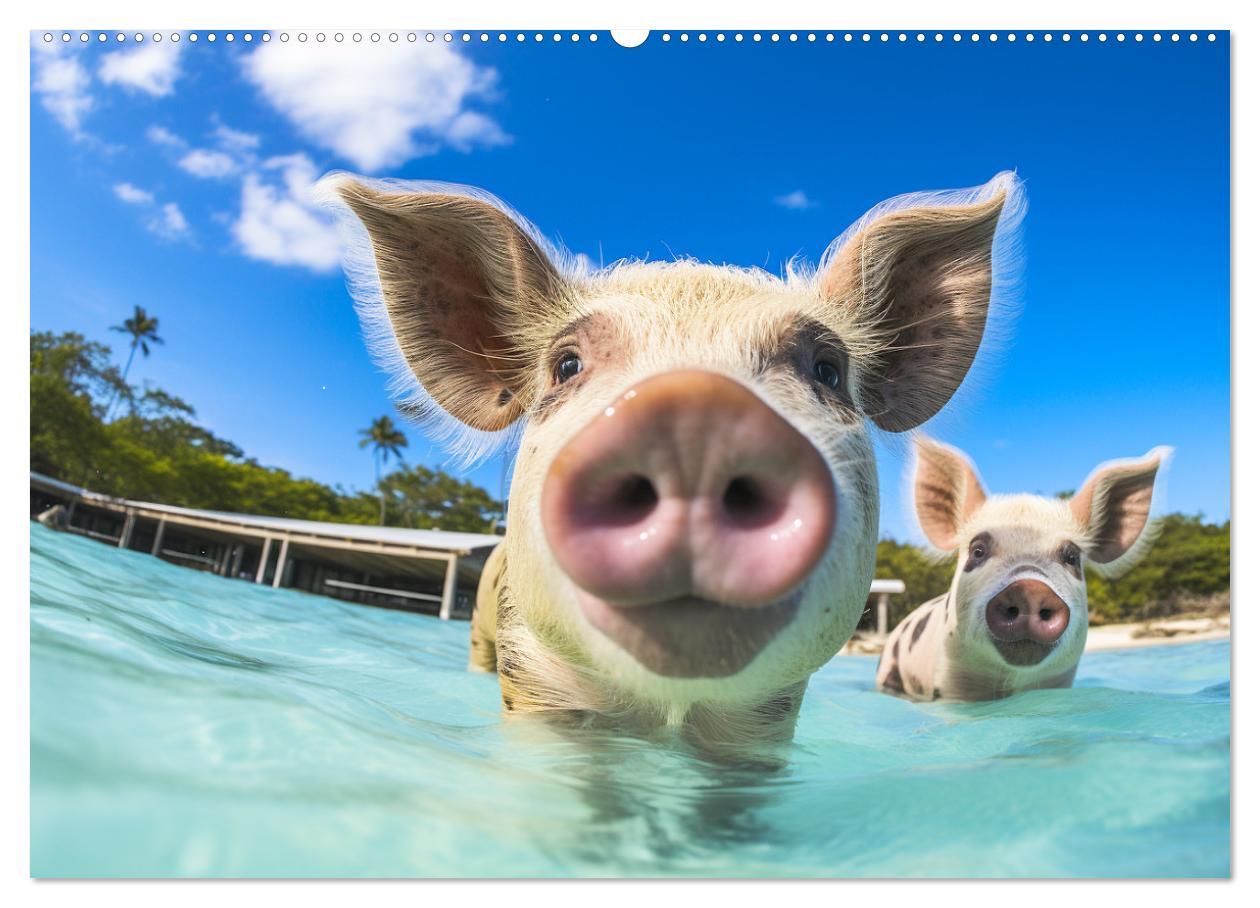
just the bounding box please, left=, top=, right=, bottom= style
left=840, top=613, right=1231, bottom=656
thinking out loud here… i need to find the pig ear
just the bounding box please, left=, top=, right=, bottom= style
left=1070, top=447, right=1171, bottom=574
left=320, top=175, right=570, bottom=456
left=912, top=436, right=988, bottom=551
left=820, top=172, right=1024, bottom=432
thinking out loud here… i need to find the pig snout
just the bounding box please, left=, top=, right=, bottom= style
left=541, top=371, right=837, bottom=610
left=985, top=579, right=1070, bottom=646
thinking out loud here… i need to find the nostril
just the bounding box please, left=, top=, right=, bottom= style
left=608, top=474, right=657, bottom=522
left=721, top=476, right=783, bottom=528
left=722, top=476, right=759, bottom=514
left=1005, top=605, right=1020, bottom=621
left=1039, top=608, right=1053, bottom=623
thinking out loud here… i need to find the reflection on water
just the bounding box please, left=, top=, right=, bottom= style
left=30, top=524, right=1230, bottom=877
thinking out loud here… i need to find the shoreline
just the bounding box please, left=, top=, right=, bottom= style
left=1084, top=616, right=1231, bottom=651
left=839, top=614, right=1231, bottom=656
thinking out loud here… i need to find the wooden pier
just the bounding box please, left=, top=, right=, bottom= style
left=30, top=472, right=502, bottom=620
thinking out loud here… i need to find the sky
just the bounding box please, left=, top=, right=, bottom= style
left=30, top=30, right=1230, bottom=542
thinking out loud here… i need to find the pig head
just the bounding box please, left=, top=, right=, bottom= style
left=323, top=173, right=1023, bottom=748
left=877, top=437, right=1170, bottom=702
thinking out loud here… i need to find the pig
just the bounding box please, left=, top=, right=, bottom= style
left=876, top=436, right=1170, bottom=702
left=321, top=171, right=1024, bottom=752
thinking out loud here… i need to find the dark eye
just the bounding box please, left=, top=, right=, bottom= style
left=1061, top=544, right=1080, bottom=567
left=555, top=353, right=583, bottom=383
left=963, top=535, right=990, bottom=571
left=813, top=359, right=841, bottom=390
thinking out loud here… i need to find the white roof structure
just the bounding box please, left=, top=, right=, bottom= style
left=30, top=471, right=502, bottom=554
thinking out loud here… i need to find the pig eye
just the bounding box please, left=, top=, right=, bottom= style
left=555, top=353, right=583, bottom=384
left=1060, top=543, right=1081, bottom=568
left=813, top=358, right=842, bottom=390
left=964, top=535, right=990, bottom=571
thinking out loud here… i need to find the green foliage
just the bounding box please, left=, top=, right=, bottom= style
left=871, top=512, right=1231, bottom=626
left=380, top=465, right=503, bottom=533
left=31, top=330, right=502, bottom=533
left=111, top=305, right=163, bottom=359
left=871, top=539, right=955, bottom=629
left=1086, top=513, right=1231, bottom=622
left=358, top=414, right=411, bottom=525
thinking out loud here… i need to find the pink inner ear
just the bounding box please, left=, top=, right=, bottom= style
left=819, top=190, right=1008, bottom=433
left=914, top=441, right=987, bottom=550
left=1072, top=458, right=1160, bottom=563
left=427, top=242, right=510, bottom=373
left=336, top=181, right=567, bottom=434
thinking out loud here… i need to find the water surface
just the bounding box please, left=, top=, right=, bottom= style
left=30, top=524, right=1230, bottom=877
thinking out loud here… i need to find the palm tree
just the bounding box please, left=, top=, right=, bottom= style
left=359, top=415, right=409, bottom=525
left=107, top=305, right=163, bottom=418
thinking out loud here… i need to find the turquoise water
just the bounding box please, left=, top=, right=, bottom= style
left=30, top=523, right=1230, bottom=878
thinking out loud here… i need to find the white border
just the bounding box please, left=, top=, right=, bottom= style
left=5, top=0, right=1248, bottom=905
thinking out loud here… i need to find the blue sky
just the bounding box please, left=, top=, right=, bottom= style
left=30, top=31, right=1229, bottom=541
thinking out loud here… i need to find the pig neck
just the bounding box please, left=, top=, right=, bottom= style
left=934, top=579, right=1018, bottom=701
left=492, top=582, right=809, bottom=753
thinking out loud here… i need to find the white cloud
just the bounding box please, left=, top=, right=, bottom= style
left=147, top=124, right=186, bottom=148
left=113, top=182, right=155, bottom=205
left=232, top=154, right=341, bottom=272
left=213, top=123, right=260, bottom=153
left=99, top=41, right=183, bottom=97
left=774, top=190, right=819, bottom=211
left=241, top=40, right=507, bottom=171
left=149, top=202, right=190, bottom=240
left=31, top=41, right=93, bottom=135
left=110, top=181, right=190, bottom=242
left=179, top=148, right=239, bottom=179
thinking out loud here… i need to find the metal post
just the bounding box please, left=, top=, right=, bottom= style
left=255, top=537, right=272, bottom=583
left=439, top=553, right=459, bottom=620
left=118, top=509, right=136, bottom=549
left=877, top=593, right=890, bottom=636
left=150, top=519, right=166, bottom=556
left=271, top=537, right=290, bottom=589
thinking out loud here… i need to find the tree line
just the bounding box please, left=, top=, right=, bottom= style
left=31, top=329, right=503, bottom=534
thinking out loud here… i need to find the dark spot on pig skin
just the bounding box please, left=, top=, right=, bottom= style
left=498, top=388, right=512, bottom=406
left=502, top=695, right=515, bottom=711
left=910, top=610, right=932, bottom=647
left=932, top=688, right=942, bottom=700
left=882, top=661, right=905, bottom=694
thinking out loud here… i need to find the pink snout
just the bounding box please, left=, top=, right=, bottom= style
left=985, top=579, right=1070, bottom=646
left=541, top=371, right=837, bottom=611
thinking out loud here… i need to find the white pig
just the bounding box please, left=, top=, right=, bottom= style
left=322, top=173, right=1024, bottom=751
left=876, top=436, right=1170, bottom=702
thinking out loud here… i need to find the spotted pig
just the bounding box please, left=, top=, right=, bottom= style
left=877, top=436, right=1170, bottom=702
